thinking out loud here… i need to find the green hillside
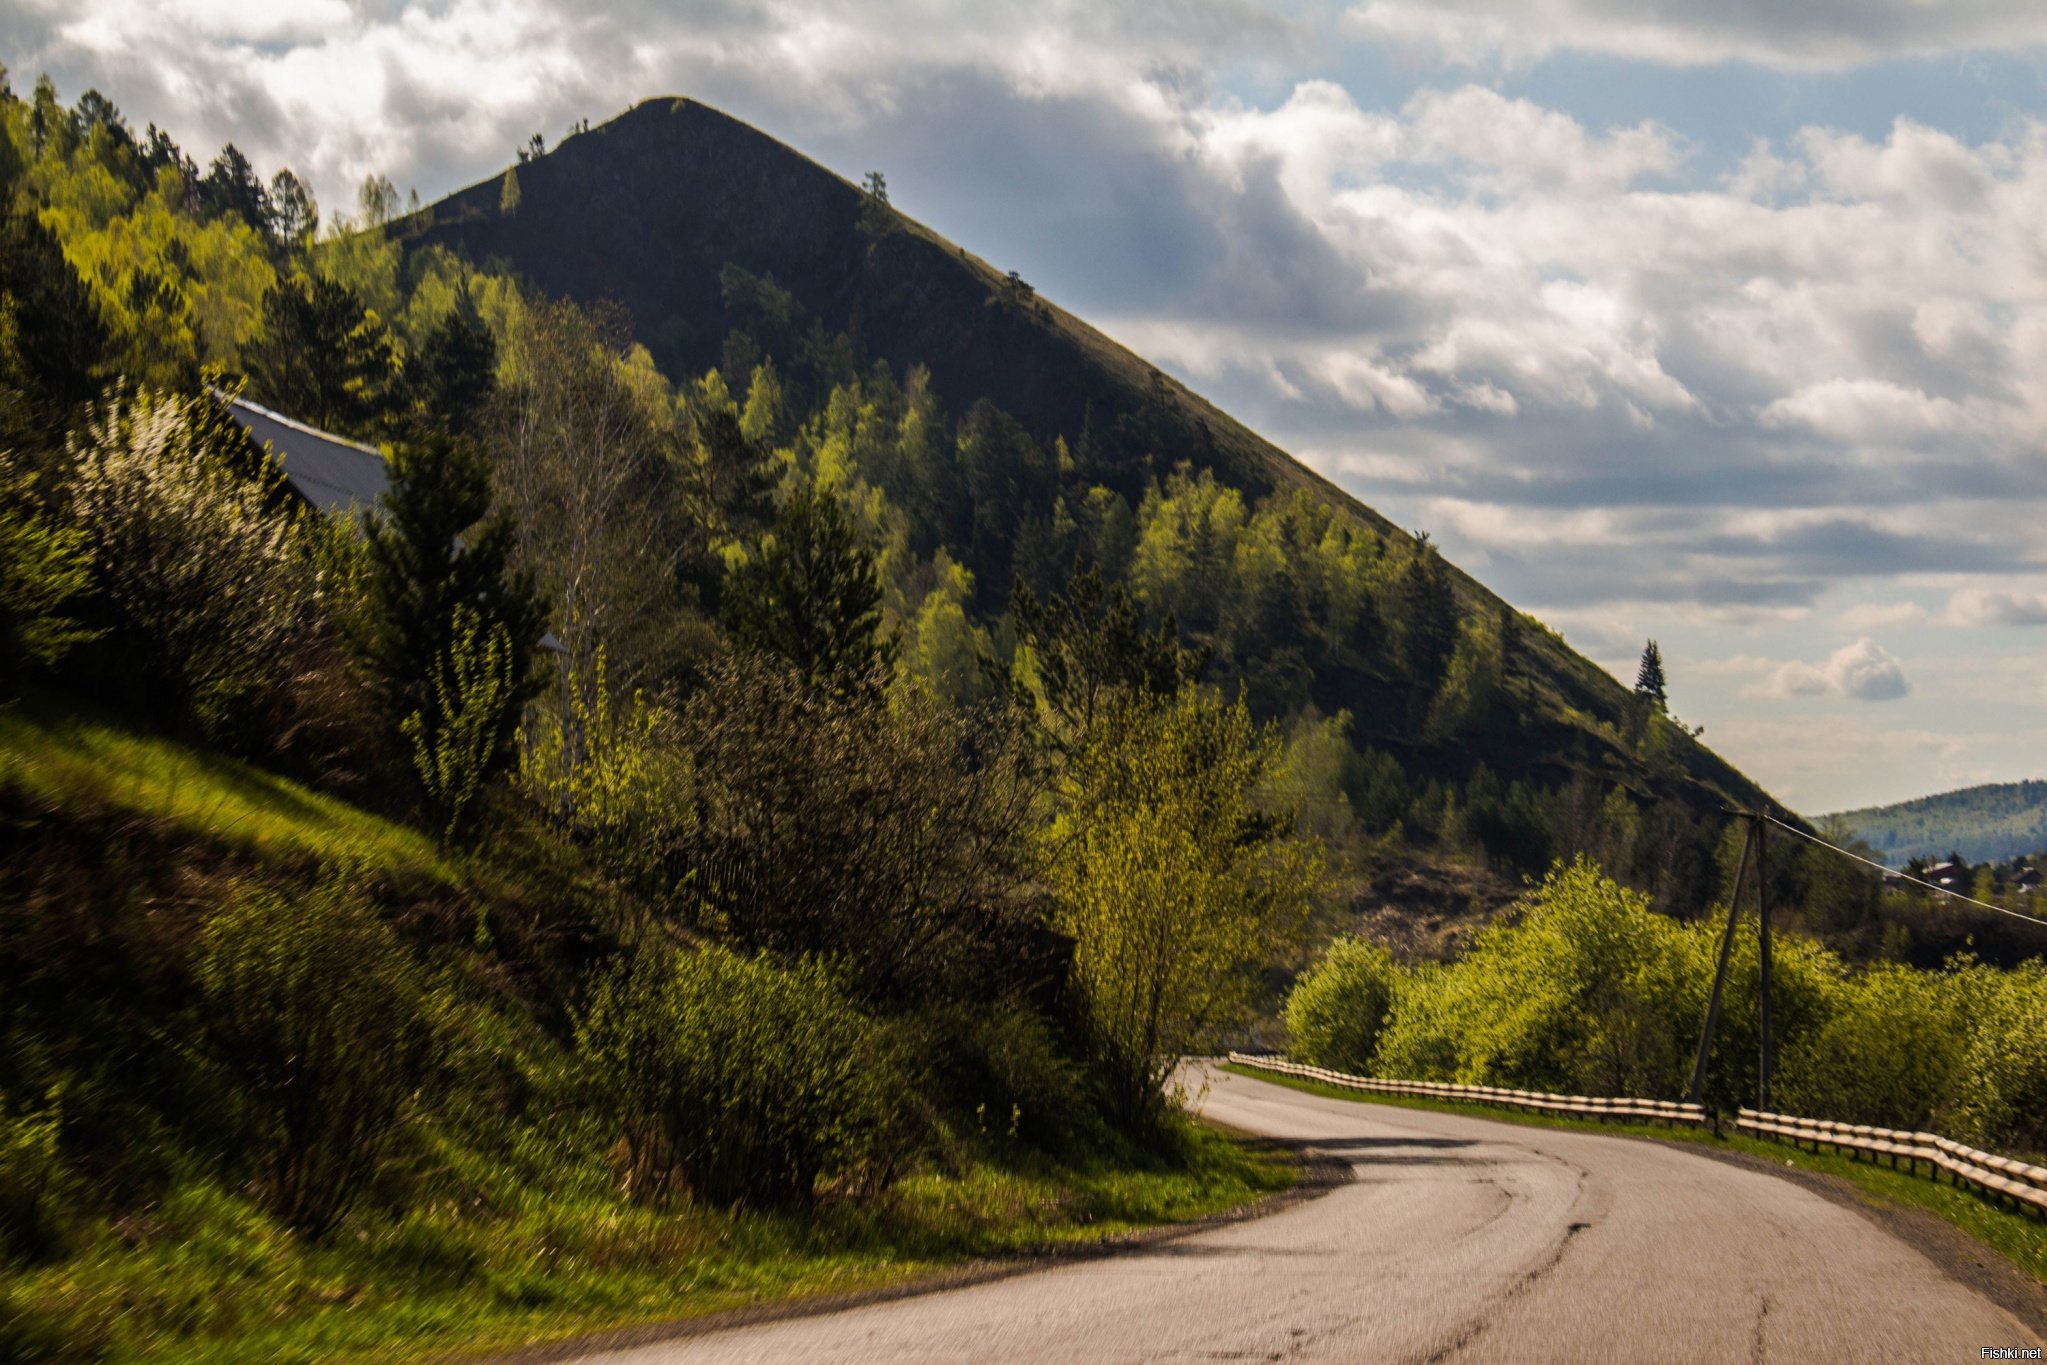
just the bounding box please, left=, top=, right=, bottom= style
left=1831, top=781, right=2047, bottom=866
left=399, top=97, right=1787, bottom=909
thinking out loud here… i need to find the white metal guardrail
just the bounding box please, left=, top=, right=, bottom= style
left=1225, top=1052, right=1709, bottom=1128
left=1736, top=1109, right=2047, bottom=1214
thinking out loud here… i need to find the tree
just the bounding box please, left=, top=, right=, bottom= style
left=723, top=486, right=895, bottom=695
left=198, top=144, right=271, bottom=234
left=1395, top=535, right=1458, bottom=711
left=1043, top=685, right=1324, bottom=1127
left=499, top=167, right=522, bottom=217
left=485, top=297, right=688, bottom=692
left=267, top=169, right=319, bottom=245
left=408, top=291, right=497, bottom=434
left=245, top=273, right=396, bottom=435
left=361, top=430, right=546, bottom=812
left=1010, top=563, right=1203, bottom=751
left=859, top=169, right=894, bottom=241
left=1635, top=639, right=1668, bottom=709
left=674, top=654, right=1044, bottom=1005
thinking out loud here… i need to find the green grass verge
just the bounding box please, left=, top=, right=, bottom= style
left=0, top=696, right=451, bottom=881
left=1, top=1125, right=1292, bottom=1365
left=1222, top=1062, right=2047, bottom=1285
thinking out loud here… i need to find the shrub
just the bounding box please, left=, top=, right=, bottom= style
left=1778, top=962, right=1961, bottom=1130
left=63, top=388, right=312, bottom=744
left=0, top=1096, right=65, bottom=1263
left=0, top=449, right=95, bottom=692
left=1284, top=938, right=1402, bottom=1074
left=194, top=880, right=437, bottom=1236
left=1949, top=962, right=2047, bottom=1156
left=401, top=603, right=516, bottom=841
left=577, top=944, right=904, bottom=1208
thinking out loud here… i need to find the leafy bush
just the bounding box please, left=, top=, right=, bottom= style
left=402, top=603, right=516, bottom=841
left=0, top=1096, right=65, bottom=1263
left=0, top=449, right=95, bottom=691
left=1284, top=938, right=1401, bottom=1074
left=63, top=387, right=312, bottom=743
left=1778, top=962, right=1960, bottom=1129
left=194, top=880, right=438, bottom=1236
left=1949, top=962, right=2047, bottom=1156
left=577, top=944, right=905, bottom=1208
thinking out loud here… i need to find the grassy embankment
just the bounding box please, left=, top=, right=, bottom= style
left=0, top=701, right=1292, bottom=1363
left=1223, top=1062, right=2047, bottom=1285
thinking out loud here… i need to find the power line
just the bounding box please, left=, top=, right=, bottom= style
left=1760, top=812, right=2047, bottom=930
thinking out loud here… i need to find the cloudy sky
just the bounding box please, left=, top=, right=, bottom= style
left=7, top=0, right=2047, bottom=813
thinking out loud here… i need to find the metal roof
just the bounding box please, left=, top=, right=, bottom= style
left=222, top=394, right=389, bottom=517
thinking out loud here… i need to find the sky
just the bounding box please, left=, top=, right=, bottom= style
left=5, top=0, right=2047, bottom=814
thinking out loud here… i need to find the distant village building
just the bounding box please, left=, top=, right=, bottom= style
left=219, top=393, right=389, bottom=517
left=1924, top=860, right=1965, bottom=889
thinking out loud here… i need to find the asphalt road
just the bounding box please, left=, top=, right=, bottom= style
left=569, top=1065, right=2044, bottom=1363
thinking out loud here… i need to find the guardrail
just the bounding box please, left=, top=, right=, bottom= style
left=1225, top=1052, right=1709, bottom=1128
left=1736, top=1109, right=2047, bottom=1215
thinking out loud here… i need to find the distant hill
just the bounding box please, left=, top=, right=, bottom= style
left=1830, top=782, right=2047, bottom=867
left=399, top=96, right=1786, bottom=840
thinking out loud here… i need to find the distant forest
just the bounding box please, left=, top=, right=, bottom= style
left=1833, top=780, right=2047, bottom=866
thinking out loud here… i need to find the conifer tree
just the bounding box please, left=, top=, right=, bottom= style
left=723, top=486, right=894, bottom=695
left=1396, top=535, right=1458, bottom=706
left=246, top=274, right=396, bottom=435
left=362, top=432, right=546, bottom=807
left=1635, top=639, right=1668, bottom=709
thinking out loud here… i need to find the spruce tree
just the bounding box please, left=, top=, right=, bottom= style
left=723, top=486, right=895, bottom=695
left=1396, top=536, right=1458, bottom=706
left=1634, top=639, right=1668, bottom=709
left=246, top=273, right=396, bottom=435
left=408, top=292, right=497, bottom=434
left=362, top=432, right=546, bottom=808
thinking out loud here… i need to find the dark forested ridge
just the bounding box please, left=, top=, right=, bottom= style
left=1832, top=780, right=2047, bottom=867
left=407, top=96, right=1778, bottom=831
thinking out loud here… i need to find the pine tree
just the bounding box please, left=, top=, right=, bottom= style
left=1634, top=639, right=1667, bottom=709
left=362, top=432, right=546, bottom=807
left=1396, top=536, right=1458, bottom=707
left=245, top=273, right=396, bottom=435
left=407, top=291, right=497, bottom=434
left=723, top=486, right=895, bottom=695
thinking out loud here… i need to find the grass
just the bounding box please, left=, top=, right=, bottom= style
left=1223, top=1062, right=2047, bottom=1285
left=0, top=1125, right=1291, bottom=1365
left=0, top=695, right=451, bottom=881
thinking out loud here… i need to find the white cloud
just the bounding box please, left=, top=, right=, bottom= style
left=1342, top=0, right=2047, bottom=70
left=1746, top=638, right=1911, bottom=702
left=1946, top=588, right=2047, bottom=627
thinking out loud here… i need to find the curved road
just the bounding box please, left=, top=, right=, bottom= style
left=572, top=1065, right=2042, bottom=1363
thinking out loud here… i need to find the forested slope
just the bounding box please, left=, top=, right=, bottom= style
left=1833, top=781, right=2047, bottom=867
left=406, top=97, right=1779, bottom=841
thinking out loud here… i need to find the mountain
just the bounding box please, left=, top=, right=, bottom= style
left=1830, top=781, right=2047, bottom=867
left=400, top=96, right=1785, bottom=847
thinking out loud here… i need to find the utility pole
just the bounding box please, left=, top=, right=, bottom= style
left=1686, top=816, right=1754, bottom=1107
left=1757, top=808, right=1774, bottom=1112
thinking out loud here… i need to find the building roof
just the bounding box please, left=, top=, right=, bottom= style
left=221, top=394, right=389, bottom=517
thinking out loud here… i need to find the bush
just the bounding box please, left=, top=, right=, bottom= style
left=63, top=388, right=312, bottom=745
left=0, top=1097, right=65, bottom=1263
left=577, top=944, right=905, bottom=1208
left=1778, top=963, right=1960, bottom=1130
left=194, top=880, right=438, bottom=1236
left=1950, top=962, right=2047, bottom=1156
left=0, top=449, right=95, bottom=693
left=1284, top=938, right=1401, bottom=1074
